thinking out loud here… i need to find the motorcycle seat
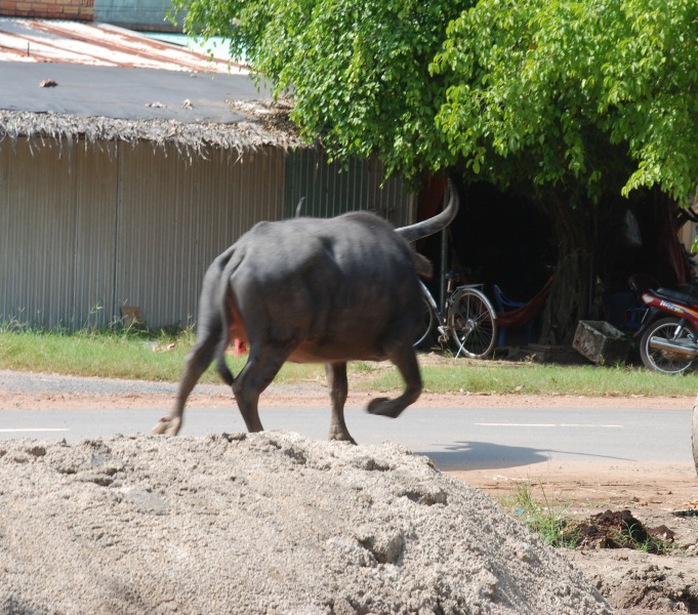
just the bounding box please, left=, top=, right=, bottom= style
left=654, top=286, right=698, bottom=305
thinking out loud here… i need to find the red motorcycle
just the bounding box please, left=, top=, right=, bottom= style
left=635, top=278, right=698, bottom=374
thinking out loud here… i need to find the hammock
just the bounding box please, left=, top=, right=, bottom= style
left=495, top=276, right=554, bottom=328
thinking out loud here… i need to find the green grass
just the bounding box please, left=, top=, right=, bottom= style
left=367, top=358, right=698, bottom=397
left=503, top=484, right=580, bottom=549
left=0, top=325, right=192, bottom=381
left=0, top=325, right=329, bottom=384
left=0, top=325, right=696, bottom=397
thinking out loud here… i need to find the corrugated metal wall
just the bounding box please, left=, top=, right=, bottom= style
left=0, top=140, right=121, bottom=330
left=0, top=140, right=83, bottom=329
left=73, top=142, right=119, bottom=329
left=0, top=138, right=414, bottom=330
left=285, top=149, right=415, bottom=225
left=114, top=144, right=286, bottom=328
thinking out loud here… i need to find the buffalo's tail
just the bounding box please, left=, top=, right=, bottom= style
left=215, top=279, right=243, bottom=388
left=216, top=353, right=235, bottom=387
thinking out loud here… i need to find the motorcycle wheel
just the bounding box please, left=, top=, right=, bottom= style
left=639, top=317, right=697, bottom=374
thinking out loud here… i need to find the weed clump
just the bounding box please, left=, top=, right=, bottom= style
left=507, top=486, right=676, bottom=554
left=569, top=509, right=675, bottom=554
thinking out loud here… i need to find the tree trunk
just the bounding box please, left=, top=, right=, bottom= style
left=537, top=197, right=594, bottom=344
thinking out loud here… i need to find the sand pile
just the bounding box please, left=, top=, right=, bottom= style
left=0, top=432, right=610, bottom=614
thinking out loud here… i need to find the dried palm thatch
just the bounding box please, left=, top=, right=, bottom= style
left=0, top=103, right=304, bottom=159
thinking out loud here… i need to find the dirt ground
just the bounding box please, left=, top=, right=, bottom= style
left=1, top=378, right=697, bottom=615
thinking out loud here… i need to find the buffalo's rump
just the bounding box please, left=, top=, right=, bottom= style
left=224, top=212, right=423, bottom=362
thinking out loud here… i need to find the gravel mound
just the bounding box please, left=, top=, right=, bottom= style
left=0, top=432, right=610, bottom=614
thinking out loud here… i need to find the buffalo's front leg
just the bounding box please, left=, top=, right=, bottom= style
left=325, top=362, right=356, bottom=443
left=367, top=346, right=422, bottom=418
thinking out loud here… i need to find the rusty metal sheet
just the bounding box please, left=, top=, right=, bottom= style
left=0, top=18, right=242, bottom=73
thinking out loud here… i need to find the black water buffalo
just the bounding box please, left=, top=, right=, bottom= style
left=153, top=181, right=458, bottom=442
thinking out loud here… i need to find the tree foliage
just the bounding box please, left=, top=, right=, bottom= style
left=171, top=0, right=473, bottom=180
left=172, top=0, right=696, bottom=204
left=431, top=0, right=698, bottom=205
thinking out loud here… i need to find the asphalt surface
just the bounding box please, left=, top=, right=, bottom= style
left=0, top=368, right=201, bottom=396
left=0, top=405, right=692, bottom=471
left=0, top=371, right=692, bottom=471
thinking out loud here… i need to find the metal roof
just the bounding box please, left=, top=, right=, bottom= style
left=0, top=18, right=243, bottom=73
left=0, top=17, right=295, bottom=143
left=0, top=61, right=263, bottom=123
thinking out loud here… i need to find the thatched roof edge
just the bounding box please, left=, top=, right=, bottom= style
left=0, top=107, right=305, bottom=157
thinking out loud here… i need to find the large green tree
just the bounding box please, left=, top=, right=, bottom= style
left=174, top=0, right=473, bottom=178
left=173, top=0, right=697, bottom=340
left=431, top=0, right=697, bottom=339
left=433, top=0, right=697, bottom=200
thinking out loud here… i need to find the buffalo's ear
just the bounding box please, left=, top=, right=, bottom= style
left=414, top=253, right=433, bottom=279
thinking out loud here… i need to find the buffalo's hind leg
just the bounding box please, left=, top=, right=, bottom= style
left=367, top=346, right=422, bottom=418
left=325, top=362, right=356, bottom=444
left=152, top=332, right=219, bottom=436
left=232, top=344, right=291, bottom=433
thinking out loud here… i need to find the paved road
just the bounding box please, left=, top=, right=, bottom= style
left=0, top=402, right=691, bottom=472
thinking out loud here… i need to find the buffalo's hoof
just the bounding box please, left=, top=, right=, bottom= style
left=329, top=432, right=357, bottom=445
left=151, top=416, right=181, bottom=436
left=366, top=397, right=401, bottom=418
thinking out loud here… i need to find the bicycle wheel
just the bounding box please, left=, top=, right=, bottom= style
left=447, top=288, right=497, bottom=358
left=414, top=286, right=436, bottom=349
left=639, top=317, right=697, bottom=374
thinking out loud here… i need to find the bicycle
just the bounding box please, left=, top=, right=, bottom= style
left=414, top=274, right=497, bottom=359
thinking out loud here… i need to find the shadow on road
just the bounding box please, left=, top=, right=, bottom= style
left=423, top=440, right=635, bottom=471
